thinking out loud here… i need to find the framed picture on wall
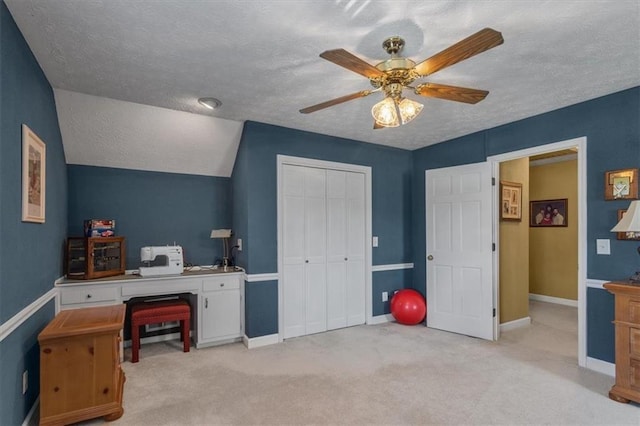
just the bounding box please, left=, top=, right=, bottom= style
left=500, top=181, right=522, bottom=221
left=530, top=199, right=568, bottom=227
left=604, top=168, right=638, bottom=200
left=21, top=124, right=46, bottom=223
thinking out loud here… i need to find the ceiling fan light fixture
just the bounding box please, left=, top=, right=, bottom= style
left=198, top=97, right=222, bottom=110
left=398, top=98, right=423, bottom=125
left=371, top=97, right=400, bottom=127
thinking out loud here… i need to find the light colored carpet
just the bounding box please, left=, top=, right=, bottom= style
left=84, top=301, right=638, bottom=425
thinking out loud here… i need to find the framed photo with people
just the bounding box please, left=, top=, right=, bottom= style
left=530, top=199, right=568, bottom=227
left=500, top=181, right=522, bottom=221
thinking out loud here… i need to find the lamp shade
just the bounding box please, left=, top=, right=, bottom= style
left=611, top=200, right=640, bottom=232
left=371, top=97, right=400, bottom=127
left=210, top=229, right=232, bottom=238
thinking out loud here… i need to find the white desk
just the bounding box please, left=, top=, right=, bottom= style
left=56, top=269, right=244, bottom=348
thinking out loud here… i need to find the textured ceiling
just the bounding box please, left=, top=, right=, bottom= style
left=5, top=0, right=640, bottom=161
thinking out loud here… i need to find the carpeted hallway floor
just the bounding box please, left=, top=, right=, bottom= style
left=82, top=301, right=638, bottom=425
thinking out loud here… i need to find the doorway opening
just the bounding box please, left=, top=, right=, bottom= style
left=489, top=136, right=587, bottom=368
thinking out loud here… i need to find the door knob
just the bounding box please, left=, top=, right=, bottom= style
left=427, top=255, right=434, bottom=261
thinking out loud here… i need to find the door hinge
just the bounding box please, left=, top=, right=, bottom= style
left=492, top=243, right=496, bottom=252
left=491, top=177, right=496, bottom=186
left=493, top=308, right=496, bottom=318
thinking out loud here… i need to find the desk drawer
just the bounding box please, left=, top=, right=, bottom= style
left=121, top=279, right=201, bottom=298
left=202, top=277, right=240, bottom=292
left=60, top=287, right=118, bottom=305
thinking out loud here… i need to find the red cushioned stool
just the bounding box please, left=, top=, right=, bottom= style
left=130, top=299, right=191, bottom=363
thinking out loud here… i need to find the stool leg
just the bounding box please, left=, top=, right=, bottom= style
left=132, top=322, right=140, bottom=363
left=182, top=319, right=190, bottom=353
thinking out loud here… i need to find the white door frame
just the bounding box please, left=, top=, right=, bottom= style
left=277, top=155, right=373, bottom=343
left=487, top=136, right=587, bottom=368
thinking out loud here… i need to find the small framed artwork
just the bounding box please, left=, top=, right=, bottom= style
left=530, top=199, right=568, bottom=227
left=500, top=181, right=522, bottom=221
left=22, top=124, right=46, bottom=223
left=616, top=209, right=640, bottom=240
left=604, top=168, right=638, bottom=200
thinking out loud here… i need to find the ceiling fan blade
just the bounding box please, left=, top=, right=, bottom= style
left=320, top=49, right=385, bottom=79
left=300, top=90, right=372, bottom=114
left=415, top=83, right=489, bottom=104
left=414, top=28, right=504, bottom=77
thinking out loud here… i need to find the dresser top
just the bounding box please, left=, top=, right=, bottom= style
left=38, top=304, right=125, bottom=341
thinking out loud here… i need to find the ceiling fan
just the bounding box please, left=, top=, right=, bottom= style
left=300, top=28, right=504, bottom=128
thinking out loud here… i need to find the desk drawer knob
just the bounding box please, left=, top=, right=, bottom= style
left=220, top=283, right=225, bottom=287
left=86, top=294, right=92, bottom=299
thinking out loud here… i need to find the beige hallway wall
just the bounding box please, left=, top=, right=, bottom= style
left=529, top=159, right=578, bottom=300
left=499, top=158, right=530, bottom=324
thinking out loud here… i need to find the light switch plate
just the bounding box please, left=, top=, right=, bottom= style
left=596, top=239, right=610, bottom=255
left=372, top=236, right=378, bottom=247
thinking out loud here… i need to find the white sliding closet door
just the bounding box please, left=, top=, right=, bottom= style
left=282, top=164, right=365, bottom=339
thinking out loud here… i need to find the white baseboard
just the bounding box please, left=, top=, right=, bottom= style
left=529, top=293, right=578, bottom=307
left=368, top=314, right=395, bottom=325
left=500, top=316, right=531, bottom=332
left=22, top=396, right=39, bottom=426
left=243, top=333, right=279, bottom=349
left=586, top=356, right=615, bottom=377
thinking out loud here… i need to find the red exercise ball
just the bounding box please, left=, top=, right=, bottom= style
left=390, top=289, right=426, bottom=325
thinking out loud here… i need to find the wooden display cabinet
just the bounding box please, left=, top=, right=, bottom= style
left=66, top=236, right=126, bottom=279
left=603, top=281, right=640, bottom=404
left=38, top=305, right=126, bottom=425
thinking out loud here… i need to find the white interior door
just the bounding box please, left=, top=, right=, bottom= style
left=425, top=162, right=494, bottom=340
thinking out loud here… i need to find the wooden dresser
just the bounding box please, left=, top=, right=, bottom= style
left=603, top=281, right=640, bottom=404
left=38, top=305, right=126, bottom=425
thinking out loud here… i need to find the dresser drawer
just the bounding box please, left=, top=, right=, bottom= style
left=202, top=277, right=240, bottom=292
left=631, top=327, right=640, bottom=358
left=630, top=300, right=640, bottom=323
left=631, top=359, right=640, bottom=391
left=60, top=287, right=118, bottom=305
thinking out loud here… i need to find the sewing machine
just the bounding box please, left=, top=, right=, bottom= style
left=139, top=245, right=184, bottom=277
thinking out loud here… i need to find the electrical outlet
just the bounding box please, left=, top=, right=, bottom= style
left=237, top=238, right=242, bottom=251
left=22, top=370, right=28, bottom=395
left=372, top=236, right=379, bottom=247
left=382, top=291, right=388, bottom=302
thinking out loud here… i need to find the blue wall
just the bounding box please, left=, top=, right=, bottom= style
left=67, top=165, right=231, bottom=269
left=0, top=2, right=67, bottom=423
left=232, top=121, right=414, bottom=335
left=412, top=87, right=640, bottom=362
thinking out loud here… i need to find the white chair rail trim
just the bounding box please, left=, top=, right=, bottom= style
left=0, top=285, right=58, bottom=342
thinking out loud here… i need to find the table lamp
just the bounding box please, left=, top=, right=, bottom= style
left=610, top=200, right=640, bottom=282
left=210, top=229, right=232, bottom=269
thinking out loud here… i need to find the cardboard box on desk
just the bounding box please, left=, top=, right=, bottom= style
left=84, top=219, right=116, bottom=237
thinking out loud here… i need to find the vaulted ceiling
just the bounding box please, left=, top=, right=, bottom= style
left=5, top=1, right=639, bottom=176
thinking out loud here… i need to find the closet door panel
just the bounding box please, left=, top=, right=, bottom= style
left=305, top=262, right=327, bottom=335
left=283, top=264, right=305, bottom=338
left=282, top=165, right=307, bottom=338
left=327, top=262, right=347, bottom=330
left=346, top=172, right=366, bottom=325
left=304, top=167, right=327, bottom=335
